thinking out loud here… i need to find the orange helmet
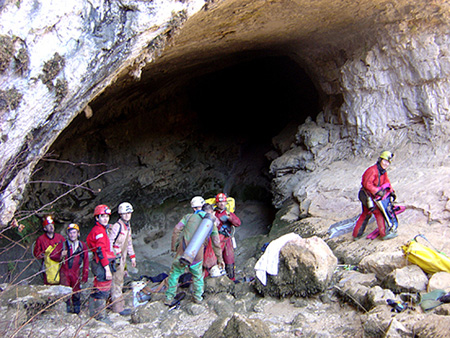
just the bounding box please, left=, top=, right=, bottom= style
left=67, top=223, right=80, bottom=233
left=42, top=215, right=54, bottom=227
left=94, top=204, right=111, bottom=216
left=215, top=193, right=227, bottom=203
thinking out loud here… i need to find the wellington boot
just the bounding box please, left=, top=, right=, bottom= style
left=89, top=297, right=109, bottom=322
left=382, top=232, right=398, bottom=240
left=99, top=316, right=113, bottom=325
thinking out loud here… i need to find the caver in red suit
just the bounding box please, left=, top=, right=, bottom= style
left=86, top=204, right=116, bottom=323
left=33, top=215, right=65, bottom=285
left=352, top=155, right=393, bottom=239
left=54, top=223, right=89, bottom=314
left=203, top=193, right=241, bottom=281
left=86, top=220, right=116, bottom=296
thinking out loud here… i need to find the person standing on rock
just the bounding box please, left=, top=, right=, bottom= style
left=56, top=223, right=89, bottom=314
left=108, top=202, right=137, bottom=316
left=212, top=193, right=241, bottom=280
left=33, top=215, right=65, bottom=285
left=165, top=196, right=224, bottom=305
left=352, top=151, right=397, bottom=240
left=86, top=204, right=116, bottom=324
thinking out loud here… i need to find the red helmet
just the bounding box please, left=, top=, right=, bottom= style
left=215, top=193, right=227, bottom=203
left=42, top=215, right=54, bottom=227
left=94, top=204, right=111, bottom=216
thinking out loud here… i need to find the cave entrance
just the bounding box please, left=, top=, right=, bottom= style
left=18, top=52, right=320, bottom=276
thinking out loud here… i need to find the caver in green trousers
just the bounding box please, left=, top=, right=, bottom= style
left=165, top=259, right=204, bottom=302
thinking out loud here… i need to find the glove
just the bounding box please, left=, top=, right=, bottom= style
left=375, top=189, right=386, bottom=198
left=391, top=192, right=396, bottom=201
left=220, top=215, right=229, bottom=223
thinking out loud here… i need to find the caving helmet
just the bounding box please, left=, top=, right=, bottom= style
left=190, top=196, right=205, bottom=208
left=93, top=204, right=111, bottom=217
left=209, top=265, right=226, bottom=278
left=215, top=193, right=227, bottom=203
left=66, top=223, right=80, bottom=234
left=118, top=202, right=134, bottom=214
left=42, top=215, right=54, bottom=228
left=379, top=151, right=394, bottom=163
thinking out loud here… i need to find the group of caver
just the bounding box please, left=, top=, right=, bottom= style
left=33, top=193, right=240, bottom=323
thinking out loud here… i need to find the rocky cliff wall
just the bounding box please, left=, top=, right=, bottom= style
left=1, top=0, right=450, bottom=231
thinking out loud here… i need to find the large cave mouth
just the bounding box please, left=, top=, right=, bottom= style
left=188, top=55, right=320, bottom=141
left=21, top=53, right=320, bottom=268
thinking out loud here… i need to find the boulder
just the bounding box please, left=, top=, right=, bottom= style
left=131, top=300, right=167, bottom=324
left=0, top=284, right=72, bottom=325
left=359, top=251, right=409, bottom=280
left=203, top=313, right=271, bottom=338
left=382, top=265, right=428, bottom=293
left=255, top=237, right=337, bottom=297
left=408, top=313, right=450, bottom=337
left=427, top=271, right=450, bottom=293
left=204, top=275, right=235, bottom=295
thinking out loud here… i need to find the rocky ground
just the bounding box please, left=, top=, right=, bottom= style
left=2, top=139, right=450, bottom=337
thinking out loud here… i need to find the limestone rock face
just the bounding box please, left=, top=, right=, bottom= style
left=1, top=0, right=450, bottom=232
left=0, top=0, right=205, bottom=227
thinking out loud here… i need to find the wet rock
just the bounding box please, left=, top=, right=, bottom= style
left=382, top=265, right=428, bottom=293
left=204, top=313, right=271, bottom=338
left=255, top=237, right=337, bottom=297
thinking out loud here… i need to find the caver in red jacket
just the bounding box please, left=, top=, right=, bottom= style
left=86, top=221, right=116, bottom=293
left=33, top=232, right=65, bottom=285
left=204, top=208, right=241, bottom=280
left=55, top=239, right=89, bottom=313
left=353, top=162, right=391, bottom=238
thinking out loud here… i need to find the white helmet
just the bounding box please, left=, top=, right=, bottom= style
left=190, top=196, right=205, bottom=208
left=118, top=202, right=134, bottom=214
left=210, top=265, right=226, bottom=278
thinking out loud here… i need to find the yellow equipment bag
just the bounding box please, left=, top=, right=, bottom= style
left=204, top=196, right=235, bottom=213
left=44, top=244, right=61, bottom=284
left=401, top=235, right=450, bottom=274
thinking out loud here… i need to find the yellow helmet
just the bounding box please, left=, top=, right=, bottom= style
left=379, top=151, right=394, bottom=163
left=67, top=223, right=80, bottom=233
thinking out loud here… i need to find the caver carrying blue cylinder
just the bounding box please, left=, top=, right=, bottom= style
left=179, top=213, right=214, bottom=266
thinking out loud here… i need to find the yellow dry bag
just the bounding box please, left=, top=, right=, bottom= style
left=204, top=196, right=235, bottom=213
left=401, top=235, right=450, bottom=274
left=44, top=244, right=61, bottom=284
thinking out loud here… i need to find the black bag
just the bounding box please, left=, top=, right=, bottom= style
left=90, top=258, right=116, bottom=282
left=358, top=188, right=373, bottom=209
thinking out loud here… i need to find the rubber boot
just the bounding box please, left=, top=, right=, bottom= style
left=225, top=263, right=235, bottom=281
left=89, top=296, right=101, bottom=318
left=89, top=297, right=112, bottom=325
left=73, top=297, right=81, bottom=314
left=66, top=300, right=73, bottom=313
